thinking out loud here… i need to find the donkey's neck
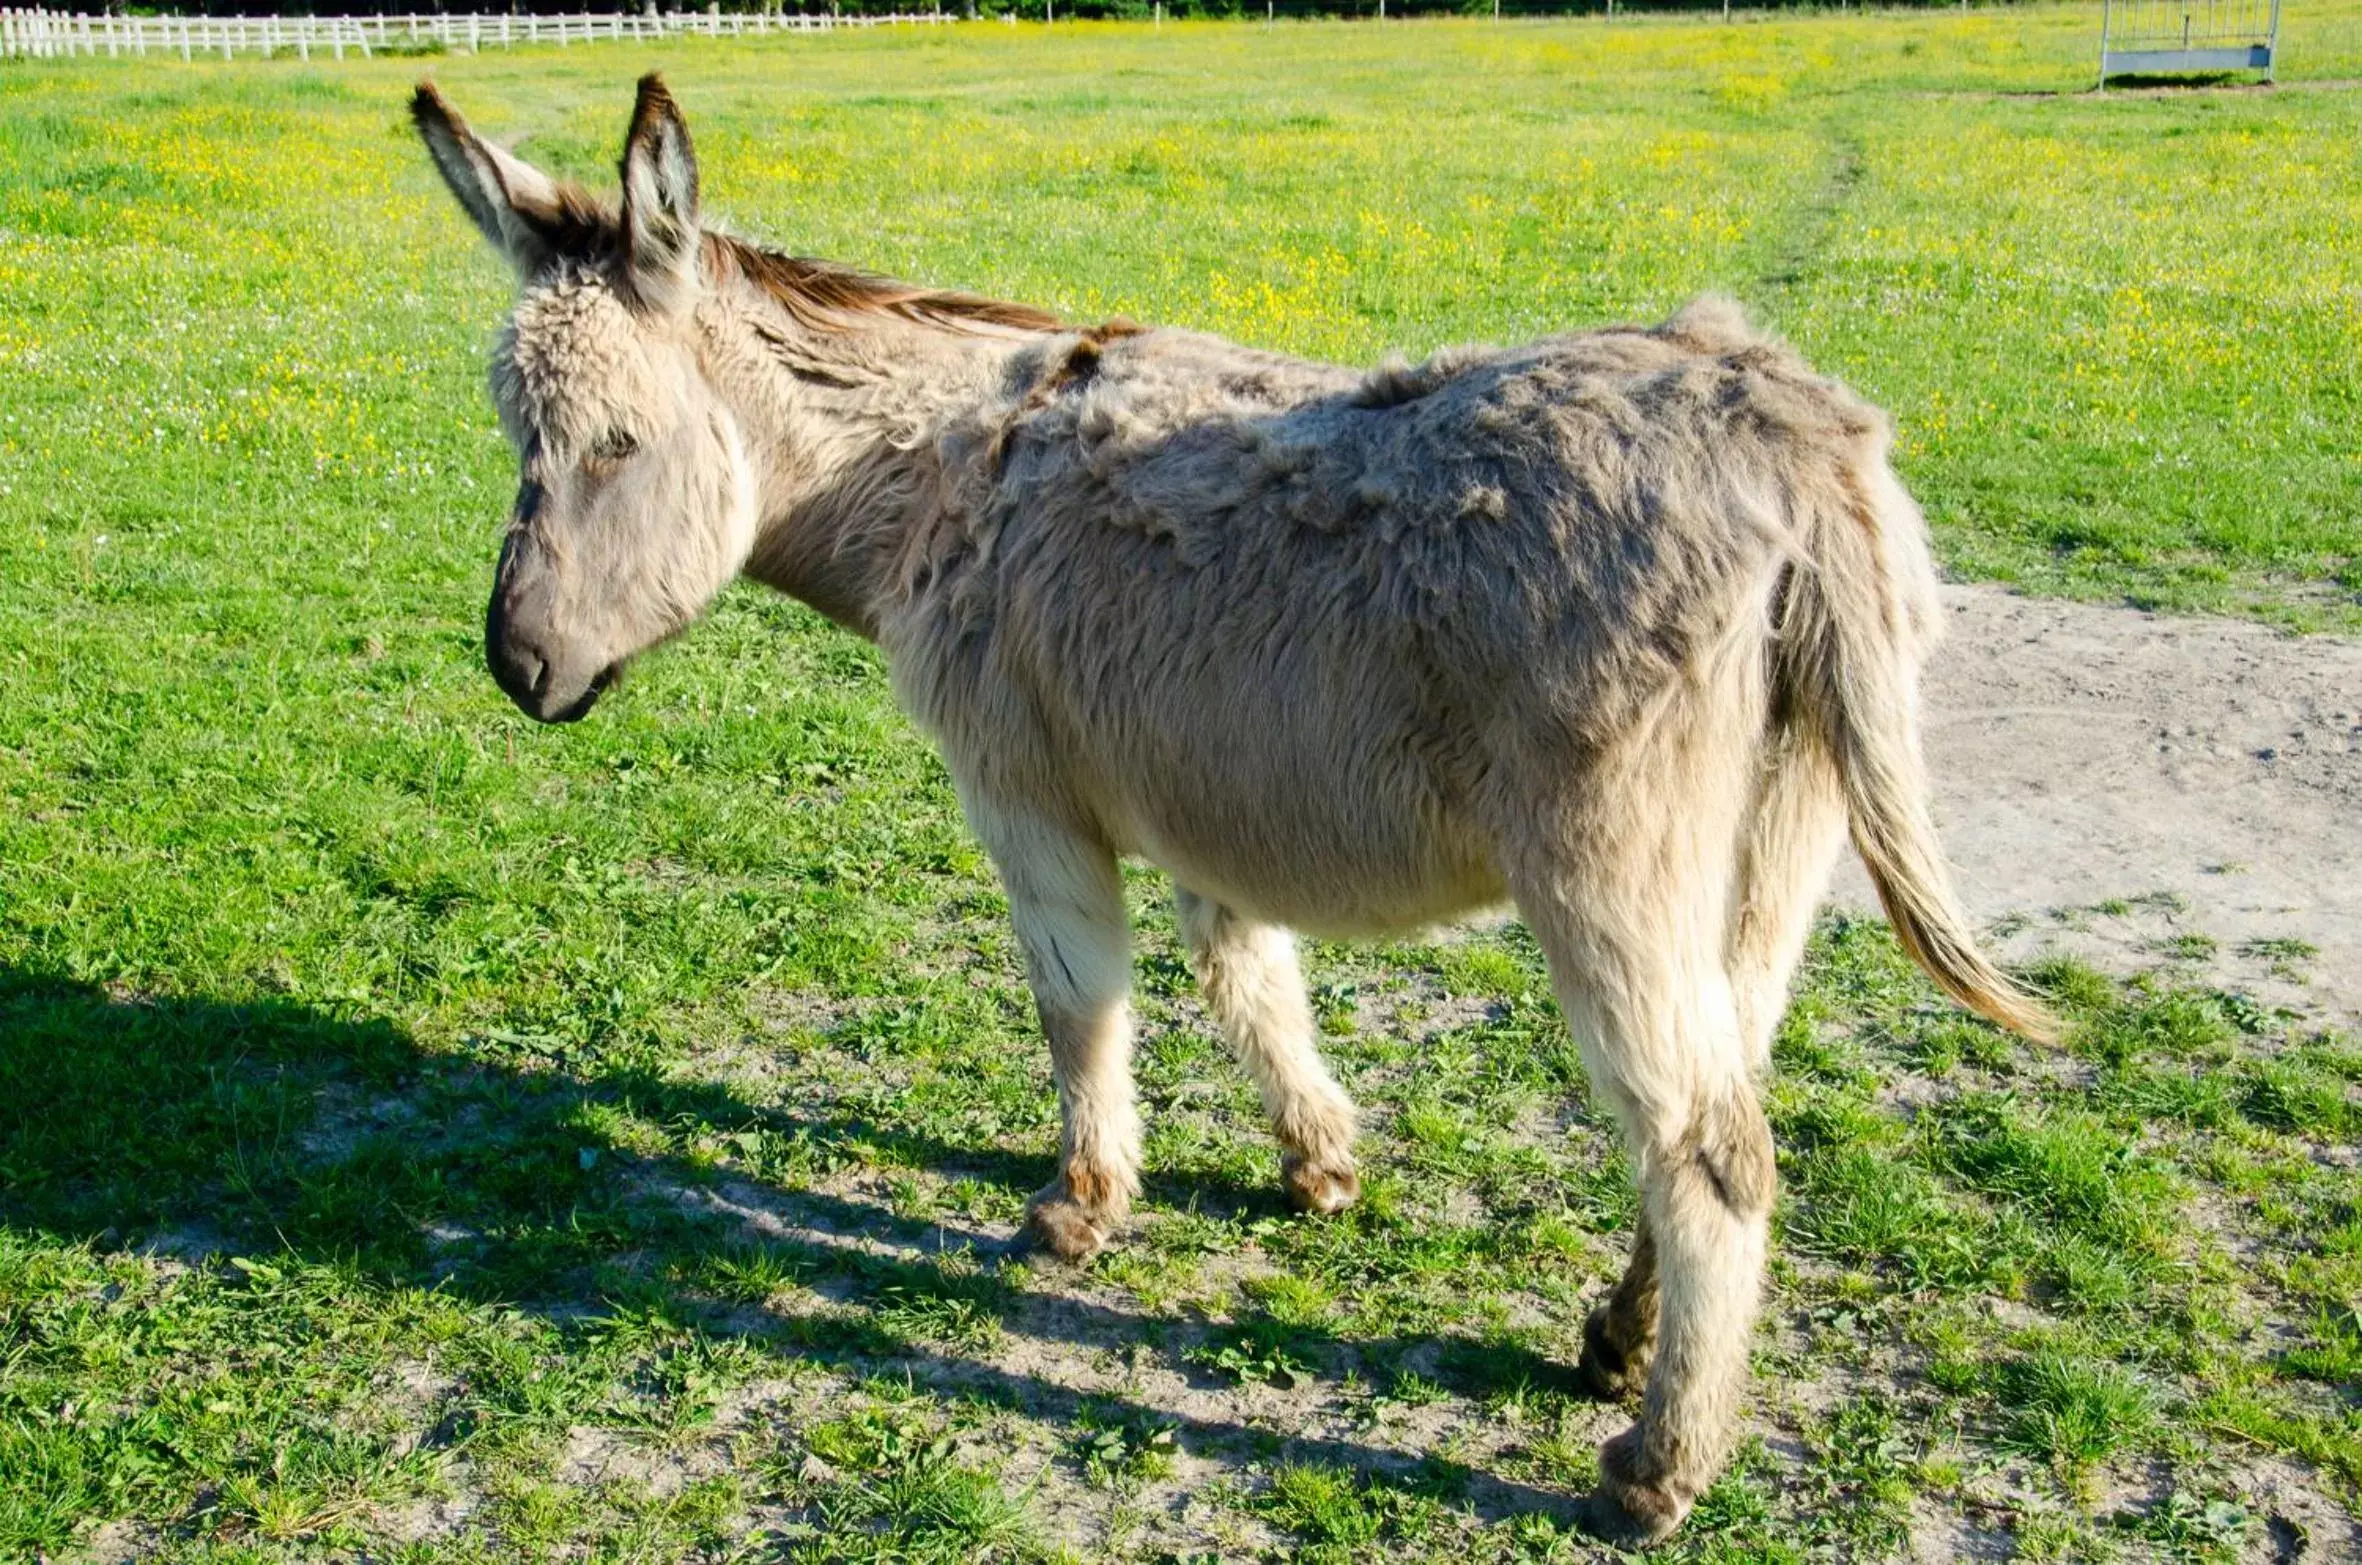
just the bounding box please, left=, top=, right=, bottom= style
left=701, top=287, right=1043, bottom=640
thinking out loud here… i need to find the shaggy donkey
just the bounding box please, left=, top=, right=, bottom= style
left=414, top=75, right=2051, bottom=1542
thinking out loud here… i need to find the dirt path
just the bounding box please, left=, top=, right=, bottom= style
left=1831, top=585, right=2362, bottom=1027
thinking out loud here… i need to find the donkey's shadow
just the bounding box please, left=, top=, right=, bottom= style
left=1, top=967, right=1608, bottom=1536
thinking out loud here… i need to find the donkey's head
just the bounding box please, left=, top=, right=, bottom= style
left=414, top=76, right=754, bottom=723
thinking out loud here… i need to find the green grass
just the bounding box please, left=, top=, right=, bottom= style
left=4, top=9, right=2362, bottom=1562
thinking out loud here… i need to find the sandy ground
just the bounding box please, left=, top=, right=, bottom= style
left=1831, top=586, right=2362, bottom=1028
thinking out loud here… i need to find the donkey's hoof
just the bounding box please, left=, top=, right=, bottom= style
left=1021, top=1193, right=1115, bottom=1265
left=1281, top=1155, right=1361, bottom=1216
left=1579, top=1427, right=1689, bottom=1548
left=1572, top=1302, right=1650, bottom=1402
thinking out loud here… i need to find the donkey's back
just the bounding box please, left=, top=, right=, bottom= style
left=897, top=299, right=1910, bottom=938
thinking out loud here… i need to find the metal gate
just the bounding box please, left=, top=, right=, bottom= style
left=2100, top=0, right=2281, bottom=84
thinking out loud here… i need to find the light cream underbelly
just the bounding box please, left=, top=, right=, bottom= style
left=1113, top=810, right=1509, bottom=939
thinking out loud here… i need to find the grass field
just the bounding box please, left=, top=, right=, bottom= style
left=3, top=7, right=2360, bottom=1561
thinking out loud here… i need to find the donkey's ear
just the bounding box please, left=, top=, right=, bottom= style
left=410, top=81, right=567, bottom=276
left=619, top=74, right=701, bottom=314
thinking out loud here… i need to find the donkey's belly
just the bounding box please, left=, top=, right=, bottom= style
left=1167, top=858, right=1508, bottom=940
left=1103, top=776, right=1508, bottom=939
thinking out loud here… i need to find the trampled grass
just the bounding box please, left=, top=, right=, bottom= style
left=2, top=8, right=2360, bottom=1561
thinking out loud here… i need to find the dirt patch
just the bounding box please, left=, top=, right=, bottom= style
left=1831, top=586, right=2362, bottom=1027
left=73, top=1518, right=160, bottom=1564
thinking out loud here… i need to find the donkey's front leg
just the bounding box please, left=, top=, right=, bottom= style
left=1175, top=889, right=1359, bottom=1215
left=970, top=800, right=1140, bottom=1264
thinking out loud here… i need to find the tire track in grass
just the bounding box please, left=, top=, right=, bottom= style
left=1751, top=117, right=1866, bottom=298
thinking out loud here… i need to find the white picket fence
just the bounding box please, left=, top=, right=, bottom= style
left=0, top=8, right=954, bottom=61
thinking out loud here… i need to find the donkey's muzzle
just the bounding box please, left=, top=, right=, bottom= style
left=486, top=595, right=613, bottom=725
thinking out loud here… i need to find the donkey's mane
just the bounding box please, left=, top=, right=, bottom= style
left=524, top=181, right=623, bottom=261
left=517, top=172, right=1057, bottom=337
left=708, top=231, right=1063, bottom=337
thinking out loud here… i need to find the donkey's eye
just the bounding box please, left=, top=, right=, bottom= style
left=584, top=430, right=639, bottom=469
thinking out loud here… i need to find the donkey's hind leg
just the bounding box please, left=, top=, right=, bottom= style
left=1726, top=730, right=1847, bottom=1069
left=1576, top=733, right=1842, bottom=1403
left=966, top=797, right=1140, bottom=1264
left=1176, top=888, right=1359, bottom=1215
left=1522, top=872, right=1774, bottom=1543
left=1574, top=1216, right=1657, bottom=1401
left=1511, top=726, right=1773, bottom=1541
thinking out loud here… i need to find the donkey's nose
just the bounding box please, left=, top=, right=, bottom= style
left=485, top=608, right=608, bottom=723
left=485, top=624, right=549, bottom=709
left=484, top=591, right=569, bottom=720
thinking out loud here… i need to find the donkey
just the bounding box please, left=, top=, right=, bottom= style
left=413, top=75, right=2051, bottom=1543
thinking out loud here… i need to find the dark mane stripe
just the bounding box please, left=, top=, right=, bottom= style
left=539, top=182, right=621, bottom=258
left=709, top=232, right=1061, bottom=336
left=487, top=175, right=1054, bottom=336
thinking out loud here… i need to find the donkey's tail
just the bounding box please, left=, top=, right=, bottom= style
left=1777, top=454, right=2058, bottom=1044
